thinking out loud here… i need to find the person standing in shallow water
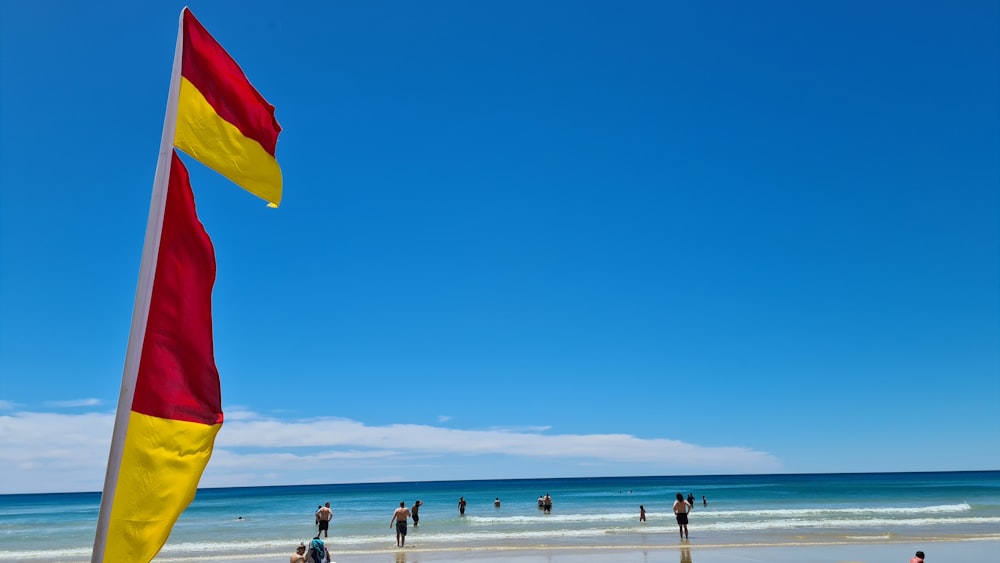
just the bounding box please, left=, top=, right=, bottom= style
left=390, top=501, right=411, bottom=547
left=412, top=500, right=423, bottom=527
left=639, top=505, right=646, bottom=522
left=316, top=502, right=333, bottom=538
left=458, top=496, right=467, bottom=516
left=673, top=493, right=691, bottom=539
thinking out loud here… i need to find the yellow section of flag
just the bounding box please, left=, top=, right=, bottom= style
left=105, top=412, right=221, bottom=562
left=175, top=77, right=283, bottom=207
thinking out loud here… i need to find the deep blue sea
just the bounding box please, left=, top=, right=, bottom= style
left=1, top=471, right=998, bottom=561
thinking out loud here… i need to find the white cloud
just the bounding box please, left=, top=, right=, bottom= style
left=0, top=411, right=115, bottom=493
left=43, top=398, right=101, bottom=408
left=0, top=410, right=782, bottom=494
left=0, top=400, right=15, bottom=410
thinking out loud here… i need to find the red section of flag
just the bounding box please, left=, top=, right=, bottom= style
left=132, top=151, right=223, bottom=426
left=181, top=8, right=281, bottom=156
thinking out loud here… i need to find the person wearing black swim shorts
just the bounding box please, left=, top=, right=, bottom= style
left=390, top=501, right=411, bottom=547
left=673, top=492, right=691, bottom=539
left=315, top=502, right=333, bottom=538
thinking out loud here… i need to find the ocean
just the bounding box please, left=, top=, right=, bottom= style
left=1, top=471, right=998, bottom=562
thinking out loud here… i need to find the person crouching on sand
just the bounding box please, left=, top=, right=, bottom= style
left=290, top=542, right=307, bottom=563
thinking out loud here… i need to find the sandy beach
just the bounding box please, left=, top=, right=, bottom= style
left=211, top=539, right=1000, bottom=563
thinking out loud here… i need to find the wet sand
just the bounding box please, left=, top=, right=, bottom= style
left=219, top=538, right=998, bottom=563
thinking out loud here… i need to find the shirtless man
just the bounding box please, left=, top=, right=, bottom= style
left=290, top=542, right=307, bottom=563
left=673, top=492, right=691, bottom=539
left=390, top=501, right=411, bottom=547
left=316, top=502, right=333, bottom=537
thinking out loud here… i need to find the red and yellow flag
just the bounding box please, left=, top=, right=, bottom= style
left=97, top=9, right=282, bottom=562
left=105, top=152, right=222, bottom=562
left=175, top=8, right=283, bottom=206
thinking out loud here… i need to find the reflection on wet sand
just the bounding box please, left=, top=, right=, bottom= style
left=681, top=545, right=692, bottom=563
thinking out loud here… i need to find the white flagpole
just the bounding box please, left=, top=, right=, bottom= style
left=91, top=8, right=187, bottom=562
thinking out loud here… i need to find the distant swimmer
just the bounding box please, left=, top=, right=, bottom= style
left=673, top=493, right=691, bottom=539
left=390, top=501, right=411, bottom=547
left=494, top=497, right=501, bottom=507
left=687, top=493, right=695, bottom=508
left=538, top=495, right=545, bottom=509
left=640, top=505, right=646, bottom=522
left=543, top=494, right=552, bottom=513
left=702, top=495, right=707, bottom=507
left=458, top=496, right=467, bottom=516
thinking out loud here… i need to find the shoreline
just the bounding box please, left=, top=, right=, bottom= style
left=9, top=532, right=1000, bottom=561
left=153, top=537, right=1000, bottom=563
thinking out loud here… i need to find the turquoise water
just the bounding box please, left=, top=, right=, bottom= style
left=1, top=471, right=998, bottom=561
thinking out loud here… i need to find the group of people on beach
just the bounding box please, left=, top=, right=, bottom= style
left=295, top=490, right=714, bottom=560
left=296, top=493, right=546, bottom=556
left=294, top=496, right=930, bottom=561
left=301, top=489, right=691, bottom=557
left=290, top=537, right=330, bottom=563
left=289, top=503, right=337, bottom=563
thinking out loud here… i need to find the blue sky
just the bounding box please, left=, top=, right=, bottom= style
left=1, top=1, right=997, bottom=495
